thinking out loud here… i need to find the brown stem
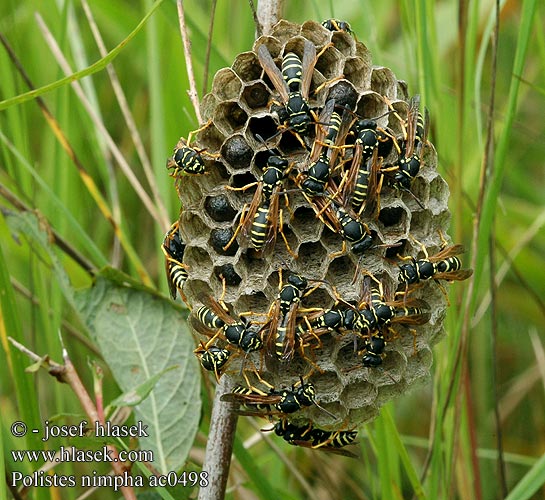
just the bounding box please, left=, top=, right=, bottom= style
left=256, top=0, right=284, bottom=36
left=8, top=338, right=137, bottom=500
left=198, top=375, right=238, bottom=500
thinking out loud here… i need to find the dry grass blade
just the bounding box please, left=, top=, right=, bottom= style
left=177, top=0, right=202, bottom=124
left=0, top=31, right=152, bottom=285
left=81, top=0, right=170, bottom=231
left=35, top=13, right=164, bottom=228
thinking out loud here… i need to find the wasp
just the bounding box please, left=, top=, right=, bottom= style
left=161, top=221, right=189, bottom=301
left=222, top=376, right=333, bottom=417
left=398, top=244, right=473, bottom=286
left=321, top=19, right=353, bottom=34
left=166, top=121, right=217, bottom=176
left=223, top=154, right=295, bottom=257
left=351, top=275, right=430, bottom=367
left=330, top=202, right=374, bottom=256
left=257, top=40, right=317, bottom=135
left=191, top=297, right=263, bottom=354
left=193, top=341, right=231, bottom=382
left=387, top=95, right=430, bottom=190
left=264, top=273, right=310, bottom=362
left=273, top=419, right=358, bottom=457
left=299, top=100, right=354, bottom=196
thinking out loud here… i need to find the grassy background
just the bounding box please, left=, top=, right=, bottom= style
left=1, top=0, right=544, bottom=499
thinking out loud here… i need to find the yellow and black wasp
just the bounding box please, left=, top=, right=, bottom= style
left=384, top=95, right=430, bottom=191
left=191, top=296, right=263, bottom=354
left=264, top=272, right=310, bottom=363
left=193, top=340, right=231, bottom=382
left=257, top=39, right=317, bottom=135
left=356, top=274, right=430, bottom=367
left=161, top=221, right=189, bottom=302
left=398, top=243, right=473, bottom=286
left=321, top=19, right=353, bottom=34
left=221, top=375, right=335, bottom=418
left=223, top=153, right=295, bottom=257
left=272, top=419, right=358, bottom=457
left=166, top=122, right=218, bottom=177
left=299, top=99, right=355, bottom=197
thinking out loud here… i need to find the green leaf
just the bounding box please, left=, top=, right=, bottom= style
left=109, top=365, right=179, bottom=408
left=75, top=268, right=200, bottom=474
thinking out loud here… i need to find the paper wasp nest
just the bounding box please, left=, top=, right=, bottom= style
left=173, top=20, right=451, bottom=429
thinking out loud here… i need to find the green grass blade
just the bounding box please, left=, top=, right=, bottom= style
left=383, top=406, right=426, bottom=499
left=505, top=452, right=545, bottom=500
left=232, top=436, right=281, bottom=500
left=0, top=0, right=165, bottom=111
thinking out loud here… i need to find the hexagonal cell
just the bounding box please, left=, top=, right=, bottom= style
left=241, top=81, right=271, bottom=110
left=343, top=56, right=371, bottom=91
left=184, top=246, right=213, bottom=276
left=396, top=79, right=409, bottom=100
left=331, top=31, right=357, bottom=57
left=247, top=115, right=280, bottom=145
left=289, top=206, right=323, bottom=241
left=295, top=241, right=329, bottom=275
left=221, top=134, right=254, bottom=170
left=370, top=66, right=398, bottom=100
left=335, top=340, right=363, bottom=369
left=213, top=101, right=248, bottom=135
left=180, top=210, right=209, bottom=242
left=314, top=45, right=344, bottom=81
left=385, top=238, right=409, bottom=259
left=211, top=68, right=243, bottom=101
left=270, top=19, right=301, bottom=42
left=355, top=91, right=389, bottom=121
left=326, top=256, right=358, bottom=296
left=304, top=286, right=334, bottom=312
left=347, top=405, right=379, bottom=426
left=236, top=291, right=270, bottom=317
left=341, top=379, right=379, bottom=409
left=254, top=36, right=283, bottom=60
left=204, top=194, right=237, bottom=222
left=310, top=369, right=342, bottom=399
left=194, top=121, right=225, bottom=153
left=408, top=175, right=430, bottom=207
left=209, top=227, right=238, bottom=256
left=429, top=174, right=449, bottom=204
left=230, top=171, right=257, bottom=190
left=375, top=372, right=408, bottom=405
left=214, top=264, right=242, bottom=287
left=301, top=20, right=331, bottom=47
left=184, top=278, right=214, bottom=308
left=253, top=148, right=282, bottom=171
left=324, top=80, right=358, bottom=110
left=278, top=130, right=307, bottom=155
left=308, top=400, right=347, bottom=429
left=232, top=51, right=263, bottom=82
left=200, top=93, right=218, bottom=121
left=378, top=205, right=407, bottom=228
left=386, top=99, right=409, bottom=136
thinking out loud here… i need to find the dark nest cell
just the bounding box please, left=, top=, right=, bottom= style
left=209, top=228, right=238, bottom=256
left=221, top=135, right=253, bottom=169
left=214, top=264, right=241, bottom=286
left=204, top=194, right=237, bottom=222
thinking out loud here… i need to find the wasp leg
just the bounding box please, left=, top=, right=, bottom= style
left=223, top=204, right=249, bottom=252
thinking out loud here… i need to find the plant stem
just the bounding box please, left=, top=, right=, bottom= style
left=198, top=375, right=238, bottom=500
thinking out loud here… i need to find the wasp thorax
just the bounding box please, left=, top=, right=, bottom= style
left=167, top=20, right=464, bottom=436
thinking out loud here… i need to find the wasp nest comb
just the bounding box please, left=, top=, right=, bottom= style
left=164, top=19, right=471, bottom=440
